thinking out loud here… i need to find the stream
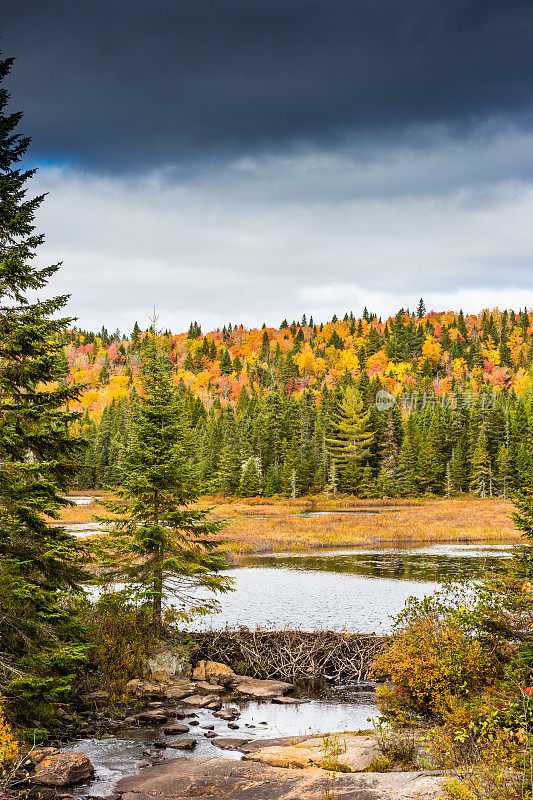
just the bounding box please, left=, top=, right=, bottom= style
left=62, top=538, right=514, bottom=797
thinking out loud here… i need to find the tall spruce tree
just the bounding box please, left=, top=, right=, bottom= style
left=97, top=333, right=231, bottom=632
left=326, top=387, right=374, bottom=492
left=0, top=54, right=87, bottom=716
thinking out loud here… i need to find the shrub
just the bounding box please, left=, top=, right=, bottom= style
left=372, top=595, right=499, bottom=723
left=0, top=696, right=18, bottom=772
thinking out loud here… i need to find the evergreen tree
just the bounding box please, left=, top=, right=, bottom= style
left=470, top=429, right=492, bottom=498
left=0, top=54, right=87, bottom=718
left=239, top=458, right=262, bottom=496
left=98, top=334, right=231, bottom=631
left=326, top=387, right=374, bottom=491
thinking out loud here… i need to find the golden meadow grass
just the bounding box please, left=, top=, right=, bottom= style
left=56, top=493, right=518, bottom=556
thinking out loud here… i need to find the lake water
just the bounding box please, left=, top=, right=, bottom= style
left=189, top=543, right=513, bottom=634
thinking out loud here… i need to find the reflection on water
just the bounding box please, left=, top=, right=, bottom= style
left=190, top=543, right=513, bottom=633
left=242, top=543, right=512, bottom=580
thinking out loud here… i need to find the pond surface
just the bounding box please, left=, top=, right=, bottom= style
left=189, top=543, right=513, bottom=634
left=65, top=683, right=377, bottom=797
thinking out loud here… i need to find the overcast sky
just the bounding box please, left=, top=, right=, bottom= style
left=3, top=0, right=533, bottom=333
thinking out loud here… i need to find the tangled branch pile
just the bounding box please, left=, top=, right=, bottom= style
left=187, top=628, right=387, bottom=681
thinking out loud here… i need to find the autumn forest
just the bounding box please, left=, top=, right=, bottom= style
left=65, top=306, right=532, bottom=498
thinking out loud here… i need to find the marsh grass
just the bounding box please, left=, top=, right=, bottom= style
left=54, top=494, right=518, bottom=552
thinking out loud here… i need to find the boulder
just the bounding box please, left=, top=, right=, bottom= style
left=231, top=676, right=294, bottom=699
left=115, top=757, right=446, bottom=800
left=30, top=753, right=94, bottom=787
left=147, top=648, right=191, bottom=682
left=24, top=747, right=60, bottom=768
left=191, top=661, right=206, bottom=681
left=271, top=696, right=306, bottom=704
left=136, top=709, right=172, bottom=724
left=164, top=681, right=197, bottom=700
left=125, top=680, right=167, bottom=700
left=204, top=661, right=235, bottom=686
left=243, top=745, right=313, bottom=769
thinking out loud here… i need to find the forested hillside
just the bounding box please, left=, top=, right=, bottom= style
left=62, top=305, right=533, bottom=497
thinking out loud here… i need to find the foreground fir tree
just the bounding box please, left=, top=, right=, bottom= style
left=0, top=54, right=87, bottom=718
left=98, top=333, right=232, bottom=633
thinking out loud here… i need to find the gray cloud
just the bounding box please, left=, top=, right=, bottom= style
left=32, top=130, right=533, bottom=332
left=3, top=0, right=533, bottom=170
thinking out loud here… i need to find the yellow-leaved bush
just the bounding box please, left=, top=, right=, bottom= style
left=372, top=610, right=499, bottom=723
left=0, top=696, right=18, bottom=771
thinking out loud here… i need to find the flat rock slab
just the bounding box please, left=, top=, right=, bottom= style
left=163, top=724, right=190, bottom=734
left=231, top=677, right=295, bottom=699
left=166, top=739, right=197, bottom=750
left=115, top=757, right=444, bottom=800
left=271, top=696, right=307, bottom=704
left=181, top=693, right=222, bottom=708
left=243, top=734, right=380, bottom=772
left=211, top=737, right=251, bottom=750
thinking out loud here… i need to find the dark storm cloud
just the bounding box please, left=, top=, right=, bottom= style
left=3, top=0, right=533, bottom=170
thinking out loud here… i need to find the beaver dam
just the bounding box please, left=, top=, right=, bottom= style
left=187, top=628, right=387, bottom=682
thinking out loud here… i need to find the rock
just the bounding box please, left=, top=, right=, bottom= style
left=31, top=753, right=94, bottom=787
left=153, top=741, right=168, bottom=749
left=181, top=693, right=222, bottom=708
left=136, top=709, right=171, bottom=724
left=125, top=680, right=166, bottom=700
left=147, top=647, right=191, bottom=681
left=24, top=747, right=60, bottom=767
left=191, top=660, right=206, bottom=681
left=228, top=722, right=240, bottom=729
left=213, top=707, right=240, bottom=721
left=164, top=680, right=197, bottom=700
left=271, top=696, right=306, bottom=704
left=82, top=691, right=109, bottom=704
left=175, top=711, right=186, bottom=720
left=193, top=681, right=225, bottom=695
left=211, top=738, right=250, bottom=750
left=204, top=731, right=217, bottom=738
left=204, top=661, right=236, bottom=686
left=243, top=745, right=313, bottom=769
left=166, top=739, right=197, bottom=750
left=164, top=724, right=190, bottom=734
left=243, top=733, right=381, bottom=773
left=231, top=676, right=294, bottom=699
left=115, top=757, right=446, bottom=800
left=205, top=699, right=223, bottom=710
left=202, top=724, right=215, bottom=730
left=189, top=720, right=200, bottom=726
